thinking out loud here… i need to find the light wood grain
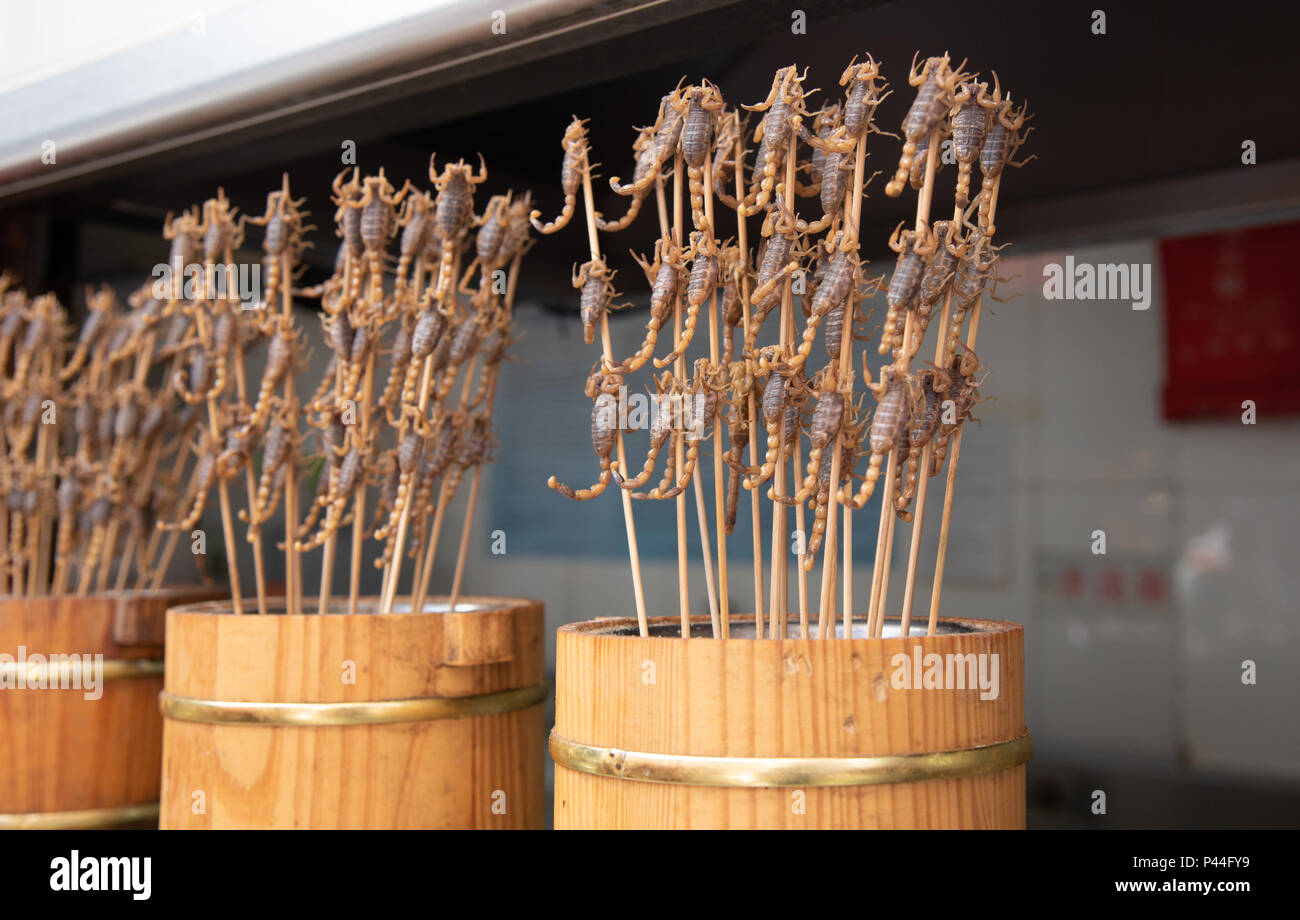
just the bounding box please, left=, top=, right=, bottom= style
left=159, top=596, right=544, bottom=829
left=0, top=587, right=219, bottom=823
left=554, top=615, right=1025, bottom=829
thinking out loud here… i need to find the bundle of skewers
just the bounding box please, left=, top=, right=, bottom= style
left=0, top=272, right=207, bottom=596
left=542, top=54, right=1032, bottom=639
left=0, top=155, right=533, bottom=615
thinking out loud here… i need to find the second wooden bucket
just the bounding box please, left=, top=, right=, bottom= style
left=552, top=614, right=1029, bottom=829
left=159, top=596, right=545, bottom=829
left=0, top=587, right=221, bottom=829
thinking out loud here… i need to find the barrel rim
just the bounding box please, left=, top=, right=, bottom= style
left=559, top=613, right=1023, bottom=640
left=165, top=595, right=544, bottom=619
left=0, top=585, right=221, bottom=607
left=550, top=729, right=1032, bottom=787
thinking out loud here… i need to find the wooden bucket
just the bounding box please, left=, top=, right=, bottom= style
left=159, top=596, right=545, bottom=829
left=0, top=587, right=222, bottom=829
left=552, top=614, right=1029, bottom=829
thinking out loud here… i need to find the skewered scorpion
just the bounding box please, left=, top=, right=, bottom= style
left=247, top=173, right=313, bottom=310
left=612, top=370, right=676, bottom=491
left=607, top=81, right=687, bottom=200
left=631, top=359, right=721, bottom=501
left=678, top=81, right=726, bottom=231
left=548, top=368, right=624, bottom=500
left=949, top=76, right=1000, bottom=208
left=885, top=53, right=967, bottom=197
left=654, top=230, right=718, bottom=368
left=842, top=363, right=915, bottom=509
left=880, top=221, right=937, bottom=355
left=742, top=65, right=813, bottom=216
left=573, top=256, right=623, bottom=346
left=742, top=354, right=811, bottom=491
left=598, top=125, right=655, bottom=233
left=604, top=236, right=687, bottom=374
left=746, top=197, right=806, bottom=345
left=532, top=117, right=591, bottom=235
left=893, top=364, right=950, bottom=520
left=929, top=347, right=990, bottom=476
left=430, top=155, right=488, bottom=305
left=977, top=90, right=1034, bottom=233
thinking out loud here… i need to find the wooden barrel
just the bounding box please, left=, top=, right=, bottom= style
left=0, top=587, right=222, bottom=829
left=552, top=614, right=1029, bottom=829
left=159, top=596, right=545, bottom=829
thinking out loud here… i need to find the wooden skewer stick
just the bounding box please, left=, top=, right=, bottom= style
left=767, top=133, right=801, bottom=639
left=278, top=250, right=303, bottom=616
left=819, top=125, right=870, bottom=639
left=317, top=307, right=350, bottom=613
left=30, top=352, right=55, bottom=594
left=447, top=249, right=523, bottom=610
left=898, top=179, right=971, bottom=635
left=732, top=117, right=762, bottom=639
left=580, top=146, right=649, bottom=637
left=384, top=234, right=465, bottom=615
left=927, top=177, right=1002, bottom=635
left=703, top=153, right=728, bottom=638
left=868, top=125, right=941, bottom=637
left=671, top=155, right=691, bottom=639
left=651, top=166, right=719, bottom=635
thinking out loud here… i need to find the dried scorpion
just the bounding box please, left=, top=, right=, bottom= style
left=742, top=355, right=811, bottom=491
left=605, top=236, right=686, bottom=374
left=880, top=221, right=936, bottom=355
left=886, top=53, right=966, bottom=197
left=247, top=173, right=312, bottom=309
left=532, top=117, right=590, bottom=235
left=632, top=359, right=720, bottom=501
left=742, top=65, right=812, bottom=216
left=977, top=90, right=1034, bottom=233
left=430, top=155, right=488, bottom=304
left=548, top=368, right=623, bottom=500
left=949, top=76, right=999, bottom=208
left=679, top=81, right=725, bottom=231
left=573, top=256, right=623, bottom=346
left=842, top=364, right=914, bottom=509
left=929, top=347, right=989, bottom=476
left=654, top=230, right=718, bottom=368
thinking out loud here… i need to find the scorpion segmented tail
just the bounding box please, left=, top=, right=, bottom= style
left=885, top=139, right=918, bottom=197
left=531, top=194, right=576, bottom=236
left=742, top=418, right=784, bottom=491
left=846, top=451, right=884, bottom=509
left=596, top=192, right=647, bottom=233
left=653, top=303, right=704, bottom=369
left=633, top=442, right=698, bottom=500
left=547, top=461, right=613, bottom=501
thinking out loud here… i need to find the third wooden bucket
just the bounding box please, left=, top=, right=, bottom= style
left=552, top=614, right=1029, bottom=829
left=0, top=586, right=221, bottom=829
left=159, top=596, right=545, bottom=829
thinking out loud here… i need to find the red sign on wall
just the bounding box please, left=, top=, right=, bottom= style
left=1159, top=223, right=1299, bottom=420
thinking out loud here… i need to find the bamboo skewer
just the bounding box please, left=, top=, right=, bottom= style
left=447, top=252, right=523, bottom=610
left=732, top=118, right=761, bottom=639
left=580, top=147, right=649, bottom=637
left=671, top=156, right=691, bottom=639
left=703, top=154, right=728, bottom=638
left=928, top=177, right=1001, bottom=635
left=867, top=126, right=941, bottom=637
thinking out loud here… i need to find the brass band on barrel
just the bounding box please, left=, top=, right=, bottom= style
left=160, top=684, right=547, bottom=727
left=0, top=802, right=159, bottom=830
left=550, top=730, right=1032, bottom=788
left=0, top=659, right=163, bottom=682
